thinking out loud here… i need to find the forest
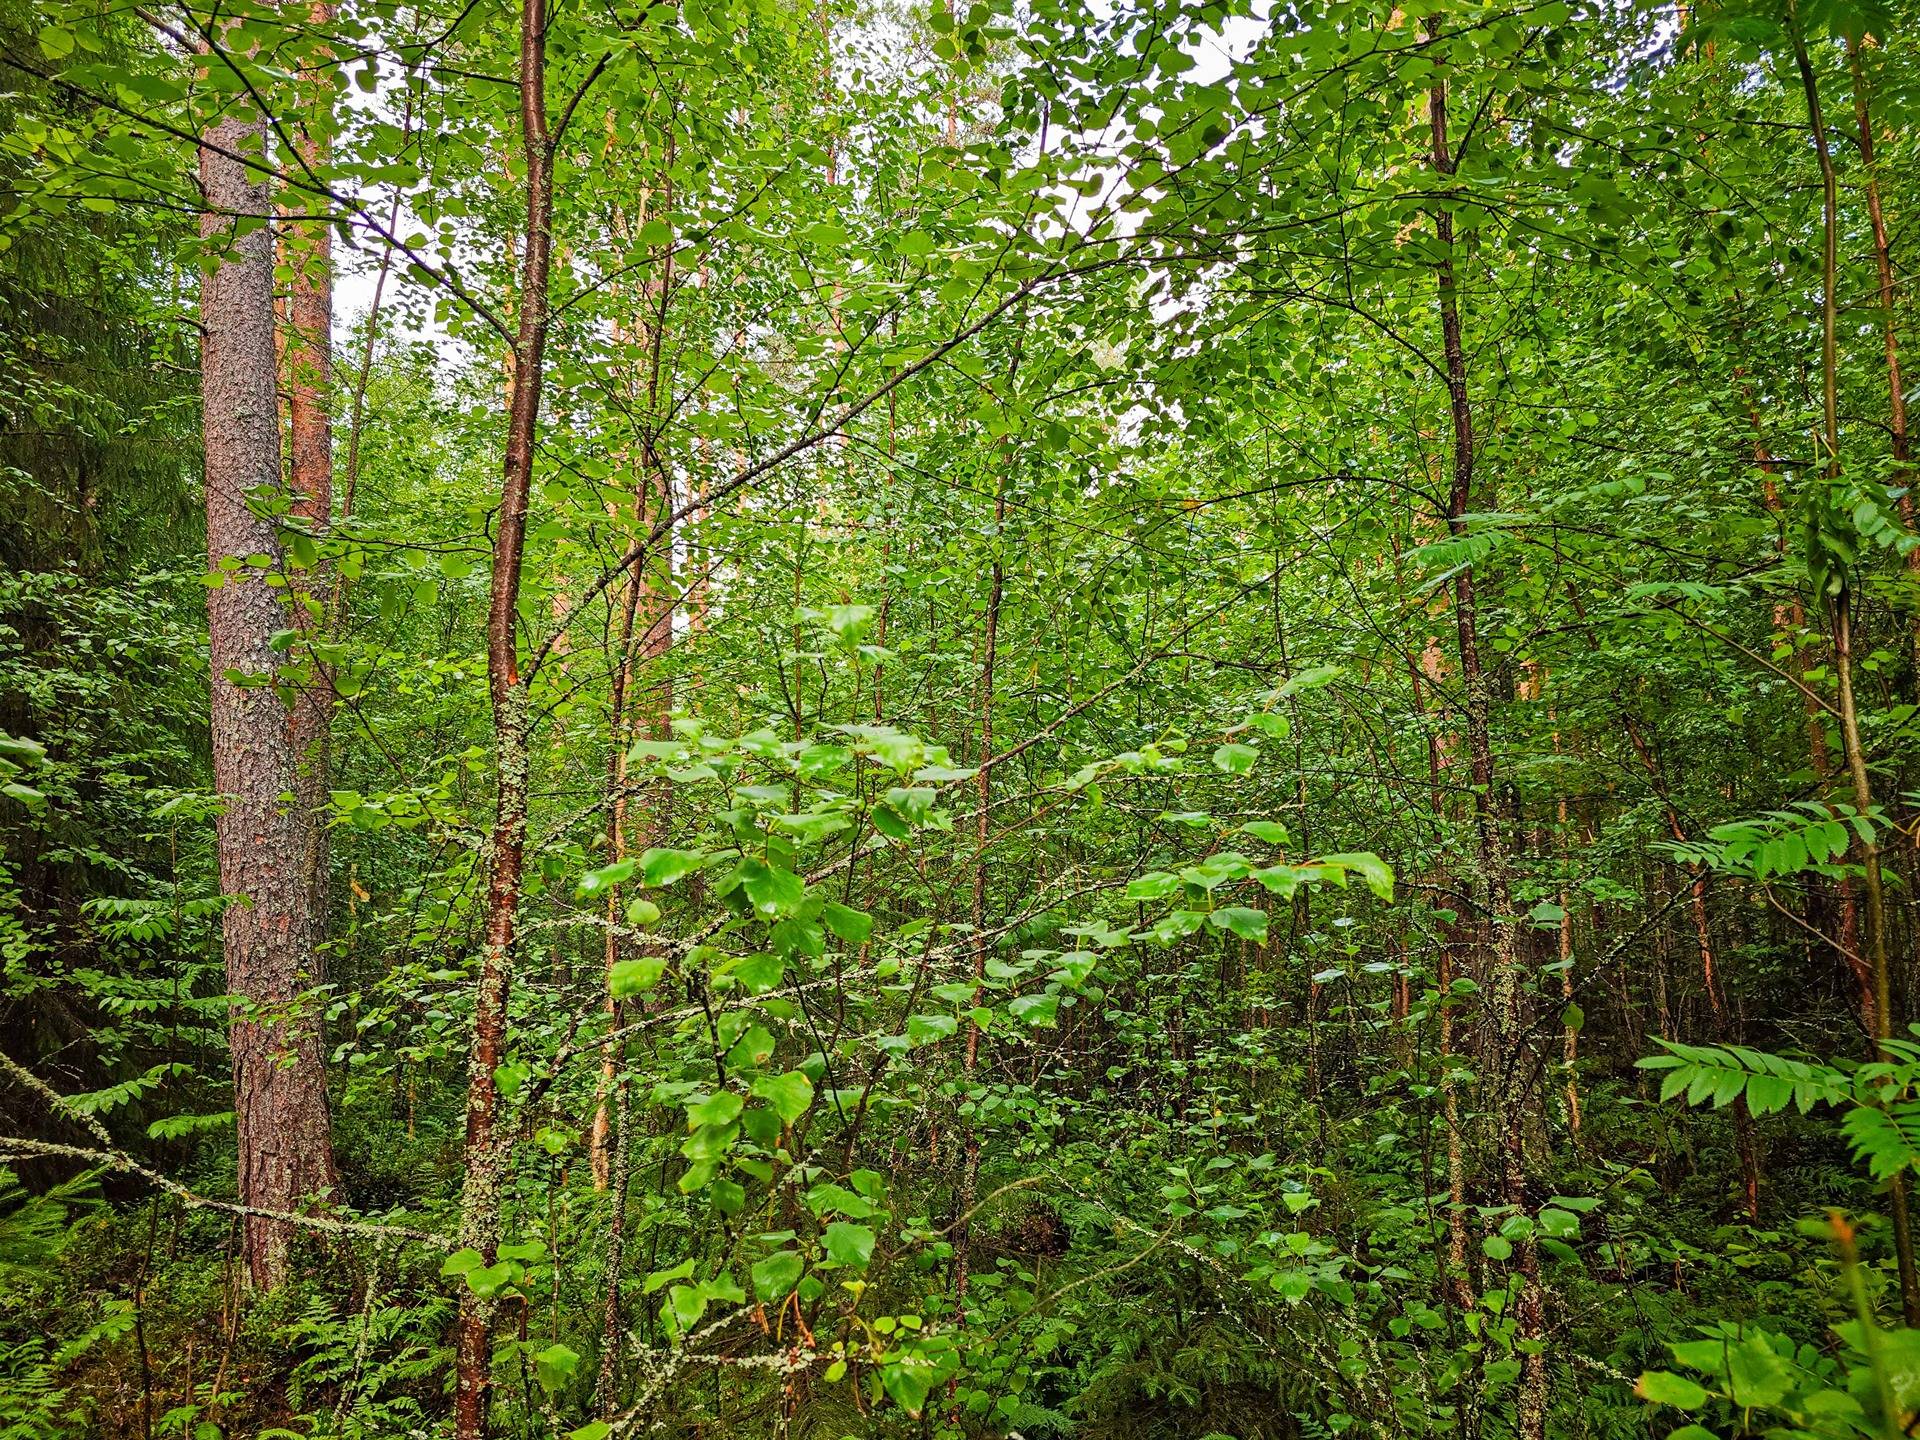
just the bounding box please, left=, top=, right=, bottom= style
left=3, top=0, right=1919, bottom=1434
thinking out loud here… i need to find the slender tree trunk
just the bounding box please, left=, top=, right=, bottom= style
left=1550, top=723, right=1580, bottom=1138
left=453, top=0, right=553, bottom=1429
left=1427, top=42, right=1547, bottom=1436
left=951, top=437, right=1008, bottom=1318
left=1846, top=38, right=1920, bottom=667
left=1405, top=627, right=1472, bottom=1301
left=1835, top=592, right=1920, bottom=1321
left=1745, top=388, right=1871, bottom=1019
left=199, top=88, right=337, bottom=1290
left=589, top=167, right=678, bottom=1406
left=1790, top=7, right=1920, bottom=1325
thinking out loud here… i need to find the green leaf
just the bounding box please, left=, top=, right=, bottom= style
left=639, top=848, right=704, bottom=887
left=823, top=1221, right=876, bottom=1267
left=1321, top=851, right=1394, bottom=900
left=667, top=1282, right=707, bottom=1331
left=1276, top=665, right=1341, bottom=696
left=751, top=1070, right=814, bottom=1124
left=732, top=954, right=785, bottom=993
left=751, top=1249, right=805, bottom=1301
left=1009, top=993, right=1059, bottom=1027
left=440, top=1248, right=483, bottom=1277
left=1240, top=820, right=1290, bottom=845
left=738, top=858, right=806, bottom=918
left=686, top=1091, right=743, bottom=1128
left=1636, top=1371, right=1708, bottom=1409
left=464, top=1262, right=514, bottom=1299
left=725, top=1023, right=777, bottom=1069
left=534, top=1342, right=580, bottom=1392
left=1211, top=907, right=1269, bottom=943
left=908, top=1012, right=958, bottom=1044
left=1537, top=1207, right=1580, bottom=1239
left=1125, top=871, right=1180, bottom=901
left=642, top=1258, right=695, bottom=1294
left=610, top=956, right=668, bottom=998
left=770, top=918, right=825, bottom=959
left=823, top=902, right=873, bottom=944
left=576, top=859, right=635, bottom=897
left=1212, top=742, right=1258, bottom=774
left=1272, top=1270, right=1312, bottom=1302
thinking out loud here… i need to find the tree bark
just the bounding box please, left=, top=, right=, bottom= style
left=285, top=0, right=336, bottom=931
left=199, top=90, right=337, bottom=1291
left=1427, top=40, right=1547, bottom=1436
left=453, top=0, right=553, bottom=1428
left=1846, top=37, right=1920, bottom=670
left=1791, top=5, right=1920, bottom=1324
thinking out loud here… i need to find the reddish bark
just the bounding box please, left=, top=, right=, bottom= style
left=453, top=0, right=553, bottom=1427
left=286, top=0, right=336, bottom=927
left=199, top=95, right=337, bottom=1290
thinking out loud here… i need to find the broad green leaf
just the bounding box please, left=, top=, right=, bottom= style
left=1212, top=742, right=1257, bottom=774
left=1211, top=907, right=1268, bottom=943
left=823, top=1221, right=876, bottom=1267
left=751, top=1070, right=814, bottom=1123
left=534, top=1342, right=580, bottom=1392
left=752, top=1249, right=805, bottom=1300
left=823, top=902, right=873, bottom=944
left=611, top=956, right=668, bottom=998
left=640, top=848, right=704, bottom=887
left=1635, top=1372, right=1707, bottom=1409
left=738, top=858, right=806, bottom=918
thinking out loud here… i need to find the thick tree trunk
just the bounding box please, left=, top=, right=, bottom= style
left=200, top=97, right=337, bottom=1291
left=453, top=0, right=552, bottom=1429
left=286, top=0, right=336, bottom=930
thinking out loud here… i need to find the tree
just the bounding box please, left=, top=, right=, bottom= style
left=196, top=59, right=336, bottom=1288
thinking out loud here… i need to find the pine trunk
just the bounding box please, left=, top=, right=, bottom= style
left=199, top=95, right=337, bottom=1291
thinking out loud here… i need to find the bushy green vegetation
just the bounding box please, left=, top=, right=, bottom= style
left=4, top=0, right=1920, bottom=1435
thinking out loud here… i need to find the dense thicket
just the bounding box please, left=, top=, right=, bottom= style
left=2, top=0, right=1919, bottom=1436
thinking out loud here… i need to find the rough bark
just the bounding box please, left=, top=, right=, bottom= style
left=199, top=94, right=337, bottom=1291
left=285, top=0, right=336, bottom=932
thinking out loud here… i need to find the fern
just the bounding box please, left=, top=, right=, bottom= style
left=0, top=1168, right=96, bottom=1280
